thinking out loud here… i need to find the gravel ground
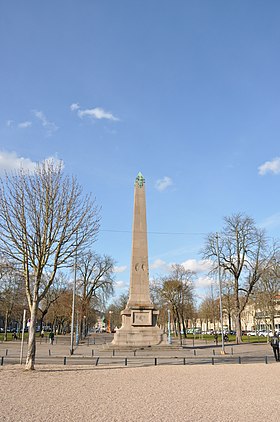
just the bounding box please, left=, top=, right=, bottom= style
left=1, top=363, right=280, bottom=422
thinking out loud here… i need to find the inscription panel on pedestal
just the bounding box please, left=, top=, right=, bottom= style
left=131, top=310, right=152, bottom=326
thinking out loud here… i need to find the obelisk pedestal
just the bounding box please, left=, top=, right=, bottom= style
left=112, top=172, right=166, bottom=347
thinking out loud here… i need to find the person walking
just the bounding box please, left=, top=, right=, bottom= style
left=270, top=332, right=280, bottom=362
left=49, top=331, right=55, bottom=345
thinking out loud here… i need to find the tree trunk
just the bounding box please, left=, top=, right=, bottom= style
left=176, top=308, right=182, bottom=344
left=235, top=313, right=242, bottom=344
left=25, top=303, right=38, bottom=370
left=228, top=313, right=232, bottom=331
left=181, top=314, right=187, bottom=338
left=4, top=309, right=8, bottom=341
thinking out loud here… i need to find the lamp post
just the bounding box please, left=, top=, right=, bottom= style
left=83, top=315, right=86, bottom=339
left=167, top=309, right=172, bottom=344
left=70, top=234, right=78, bottom=355
left=216, top=233, right=226, bottom=354
left=108, top=310, right=113, bottom=333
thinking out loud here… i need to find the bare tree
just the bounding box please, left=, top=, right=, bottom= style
left=0, top=260, right=25, bottom=340
left=76, top=251, right=115, bottom=337
left=106, top=293, right=129, bottom=329
left=37, top=272, right=68, bottom=332
left=198, top=293, right=219, bottom=332
left=0, top=160, right=100, bottom=369
left=253, top=248, right=280, bottom=332
left=46, top=288, right=73, bottom=333
left=222, top=278, right=235, bottom=332
left=202, top=213, right=272, bottom=343
left=154, top=264, right=195, bottom=341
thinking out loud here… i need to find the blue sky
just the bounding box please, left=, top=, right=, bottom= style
left=1, top=1, right=280, bottom=301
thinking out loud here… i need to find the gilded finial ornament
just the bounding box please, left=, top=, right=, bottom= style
left=135, top=172, right=145, bottom=188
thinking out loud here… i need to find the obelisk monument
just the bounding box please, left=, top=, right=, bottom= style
left=112, top=172, right=166, bottom=346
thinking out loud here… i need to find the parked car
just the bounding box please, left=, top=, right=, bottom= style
left=258, top=330, right=273, bottom=337
left=247, top=331, right=257, bottom=336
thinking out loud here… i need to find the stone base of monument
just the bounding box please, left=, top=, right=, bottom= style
left=112, top=307, right=168, bottom=347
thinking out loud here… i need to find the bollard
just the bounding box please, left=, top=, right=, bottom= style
left=125, top=358, right=128, bottom=366
left=238, top=356, right=241, bottom=364
left=134, top=350, right=136, bottom=356
left=183, top=357, right=186, bottom=365
left=1, top=357, right=3, bottom=366
left=95, top=357, right=99, bottom=366
left=112, top=349, right=115, bottom=356
left=64, top=357, right=67, bottom=365
left=212, top=349, right=215, bottom=356
left=212, top=357, right=214, bottom=365
left=48, top=349, right=51, bottom=356
left=193, top=349, right=196, bottom=356
left=5, top=349, right=8, bottom=356
left=154, top=358, right=157, bottom=366
left=265, top=356, right=268, bottom=364
left=91, top=349, right=94, bottom=357
left=231, top=347, right=233, bottom=355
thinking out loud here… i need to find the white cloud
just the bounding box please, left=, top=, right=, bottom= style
left=70, top=103, right=80, bottom=111
left=258, top=157, right=280, bottom=175
left=42, top=156, right=64, bottom=170
left=0, top=151, right=37, bottom=173
left=155, top=176, right=173, bottom=192
left=0, top=151, right=64, bottom=174
left=113, top=265, right=127, bottom=273
left=150, top=259, right=171, bottom=272
left=6, top=120, right=14, bottom=127
left=181, top=259, right=213, bottom=273
left=77, top=107, right=119, bottom=121
left=194, top=276, right=213, bottom=289
left=18, top=121, right=32, bottom=129
left=33, top=110, right=58, bottom=136
left=115, top=280, right=129, bottom=289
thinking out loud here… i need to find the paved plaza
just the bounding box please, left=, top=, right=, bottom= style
left=0, top=334, right=277, bottom=367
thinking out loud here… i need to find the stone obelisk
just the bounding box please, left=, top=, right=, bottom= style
left=112, top=172, right=166, bottom=346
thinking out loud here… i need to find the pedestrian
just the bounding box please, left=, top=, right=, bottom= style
left=41, top=329, right=44, bottom=338
left=270, top=332, right=280, bottom=362
left=214, top=332, right=218, bottom=345
left=49, top=331, right=55, bottom=345
left=12, top=331, right=17, bottom=340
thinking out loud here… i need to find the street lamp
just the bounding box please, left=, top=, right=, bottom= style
left=108, top=311, right=113, bottom=333
left=83, top=315, right=86, bottom=338
left=216, top=233, right=226, bottom=355
left=167, top=309, right=172, bottom=344
left=70, top=233, right=78, bottom=355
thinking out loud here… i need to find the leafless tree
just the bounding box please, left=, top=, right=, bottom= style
left=201, top=213, right=272, bottom=343
left=76, top=251, right=115, bottom=337
left=0, top=259, right=25, bottom=340
left=253, top=248, right=280, bottom=332
left=154, top=264, right=195, bottom=341
left=106, top=293, right=129, bottom=329
left=0, top=160, right=100, bottom=369
left=198, top=293, right=219, bottom=332
left=37, top=271, right=68, bottom=332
